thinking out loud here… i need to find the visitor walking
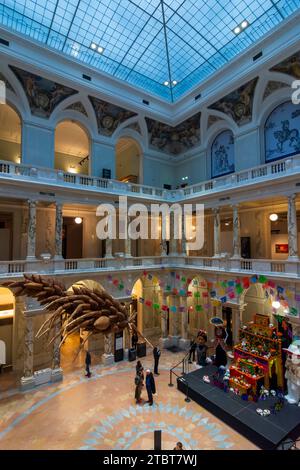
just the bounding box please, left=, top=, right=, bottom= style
left=153, top=345, right=161, bottom=375
left=145, top=369, right=156, bottom=406
left=136, top=360, right=144, bottom=378
left=85, top=350, right=91, bottom=377
left=173, top=442, right=184, bottom=450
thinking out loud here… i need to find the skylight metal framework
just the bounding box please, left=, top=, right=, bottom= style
left=0, top=0, right=299, bottom=102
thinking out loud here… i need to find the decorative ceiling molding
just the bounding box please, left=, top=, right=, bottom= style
left=208, top=77, right=258, bottom=126
left=89, top=96, right=137, bottom=137
left=65, top=101, right=88, bottom=117
left=0, top=72, right=14, bottom=93
left=263, top=81, right=289, bottom=100
left=270, top=50, right=300, bottom=78
left=9, top=65, right=77, bottom=118
left=146, top=113, right=201, bottom=155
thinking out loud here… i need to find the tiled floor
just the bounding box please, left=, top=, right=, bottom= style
left=0, top=350, right=258, bottom=450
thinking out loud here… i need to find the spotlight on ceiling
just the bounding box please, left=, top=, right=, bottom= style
left=75, top=217, right=82, bottom=224
left=172, top=80, right=178, bottom=86
left=233, top=19, right=249, bottom=35
left=90, top=43, right=97, bottom=50
left=163, top=81, right=169, bottom=86
left=269, top=213, right=278, bottom=222
left=90, top=42, right=104, bottom=54
left=97, top=45, right=104, bottom=54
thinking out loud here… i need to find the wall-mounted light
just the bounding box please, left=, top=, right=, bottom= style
left=0, top=309, right=14, bottom=319
left=272, top=300, right=281, bottom=309
left=75, top=217, right=82, bottom=224
left=68, top=165, right=77, bottom=174
left=269, top=213, right=278, bottom=222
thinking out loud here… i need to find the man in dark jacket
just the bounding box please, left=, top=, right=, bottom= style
left=85, top=350, right=91, bottom=377
left=132, top=331, right=138, bottom=350
left=188, top=339, right=197, bottom=363
left=145, top=369, right=156, bottom=406
left=153, top=346, right=161, bottom=375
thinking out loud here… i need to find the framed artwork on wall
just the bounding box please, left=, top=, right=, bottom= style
left=211, top=130, right=235, bottom=178
left=275, top=243, right=288, bottom=254
left=265, top=101, right=300, bottom=162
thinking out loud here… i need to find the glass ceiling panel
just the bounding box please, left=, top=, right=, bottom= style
left=0, top=0, right=299, bottom=102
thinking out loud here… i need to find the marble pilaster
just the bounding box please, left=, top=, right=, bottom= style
left=288, top=194, right=299, bottom=260
left=54, top=202, right=63, bottom=259
left=51, top=319, right=63, bottom=382
left=102, top=333, right=114, bottom=365
left=20, top=316, right=35, bottom=390
left=213, top=208, right=221, bottom=257
left=232, top=205, right=241, bottom=259
left=179, top=296, right=190, bottom=350
left=26, top=200, right=37, bottom=260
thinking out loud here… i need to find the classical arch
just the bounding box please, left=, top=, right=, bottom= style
left=131, top=275, right=161, bottom=337
left=0, top=102, right=22, bottom=164
left=54, top=119, right=90, bottom=175
left=115, top=135, right=143, bottom=184
left=240, top=283, right=271, bottom=325
left=210, top=128, right=235, bottom=179
left=187, top=276, right=209, bottom=335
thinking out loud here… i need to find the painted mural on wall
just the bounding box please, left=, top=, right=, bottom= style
left=271, top=51, right=300, bottom=79
left=209, top=78, right=258, bottom=126
left=265, top=101, right=300, bottom=162
left=65, top=101, right=88, bottom=117
left=146, top=113, right=200, bottom=155
left=211, top=130, right=235, bottom=178
left=89, top=96, right=137, bottom=136
left=125, top=121, right=141, bottom=134
left=263, top=81, right=288, bottom=101
left=0, top=73, right=14, bottom=93
left=9, top=66, right=77, bottom=118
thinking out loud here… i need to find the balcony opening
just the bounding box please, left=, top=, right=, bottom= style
left=0, top=286, right=15, bottom=375
left=0, top=103, right=21, bottom=164
left=115, top=137, right=141, bottom=184
left=62, top=216, right=83, bottom=259
left=55, top=120, right=90, bottom=175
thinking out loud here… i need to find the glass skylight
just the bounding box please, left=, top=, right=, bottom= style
left=0, top=0, right=299, bottom=102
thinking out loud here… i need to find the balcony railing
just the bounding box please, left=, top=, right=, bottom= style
left=0, top=256, right=298, bottom=279
left=0, top=153, right=300, bottom=202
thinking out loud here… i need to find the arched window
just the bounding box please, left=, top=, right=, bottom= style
left=55, top=120, right=90, bottom=175
left=115, top=137, right=141, bottom=183
left=211, top=130, right=234, bottom=178
left=0, top=104, right=21, bottom=163
left=265, top=101, right=300, bottom=162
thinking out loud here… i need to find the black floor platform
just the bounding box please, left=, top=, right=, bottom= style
left=177, top=365, right=300, bottom=449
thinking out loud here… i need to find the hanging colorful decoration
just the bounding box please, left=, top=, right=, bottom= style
left=195, top=304, right=203, bottom=312
left=170, top=305, right=177, bottom=313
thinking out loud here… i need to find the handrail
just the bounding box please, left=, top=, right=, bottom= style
left=168, top=349, right=190, bottom=387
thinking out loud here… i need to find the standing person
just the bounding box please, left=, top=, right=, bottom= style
left=136, top=360, right=144, bottom=379
left=145, top=369, right=156, bottom=406
left=173, top=442, right=184, bottom=450
left=134, top=371, right=144, bottom=404
left=153, top=345, right=161, bottom=375
left=188, top=339, right=197, bottom=363
left=132, top=331, right=138, bottom=350
left=85, top=350, right=91, bottom=377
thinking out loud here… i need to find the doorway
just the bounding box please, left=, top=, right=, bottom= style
left=62, top=217, right=83, bottom=259
left=0, top=213, right=13, bottom=261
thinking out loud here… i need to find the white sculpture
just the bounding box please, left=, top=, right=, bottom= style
left=284, top=339, right=300, bottom=405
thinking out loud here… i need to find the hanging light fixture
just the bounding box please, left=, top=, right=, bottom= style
left=75, top=217, right=82, bottom=224
left=269, top=213, right=278, bottom=222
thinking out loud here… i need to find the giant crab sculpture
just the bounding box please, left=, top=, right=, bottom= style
left=2, top=274, right=149, bottom=351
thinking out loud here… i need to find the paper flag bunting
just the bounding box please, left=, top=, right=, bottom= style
left=204, top=304, right=210, bottom=309
left=170, top=306, right=177, bottom=313
left=277, top=286, right=284, bottom=294
left=166, top=285, right=171, bottom=291
left=290, top=307, right=298, bottom=316
left=187, top=291, right=192, bottom=297
left=258, top=275, right=267, bottom=284
left=153, top=303, right=160, bottom=310
left=162, top=305, right=168, bottom=311
left=295, top=294, right=300, bottom=302
left=194, top=291, right=200, bottom=298
left=250, top=275, right=257, bottom=283
left=220, top=296, right=227, bottom=303
left=196, top=304, right=203, bottom=312
left=210, top=290, right=217, bottom=298
left=268, top=280, right=276, bottom=288
left=147, top=274, right=153, bottom=280
left=236, top=284, right=243, bottom=295
left=118, top=283, right=124, bottom=290
left=202, top=291, right=208, bottom=297
left=228, top=280, right=235, bottom=287
left=113, top=279, right=119, bottom=286
left=229, top=291, right=235, bottom=299
left=181, top=277, right=186, bottom=283
left=179, top=289, right=186, bottom=296
left=125, top=289, right=131, bottom=296
left=107, top=274, right=113, bottom=281
left=172, top=288, right=178, bottom=295
left=179, top=306, right=185, bottom=312
left=145, top=300, right=152, bottom=307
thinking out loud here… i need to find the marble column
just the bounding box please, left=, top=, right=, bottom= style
left=105, top=238, right=113, bottom=258
left=160, top=215, right=168, bottom=256
left=124, top=216, right=132, bottom=257
left=169, top=212, right=178, bottom=256
left=181, top=212, right=187, bottom=256
left=26, top=200, right=37, bottom=260
left=102, top=333, right=114, bottom=365
left=159, top=293, right=169, bottom=349
left=179, top=296, right=190, bottom=350
left=123, top=303, right=131, bottom=359
left=51, top=319, right=63, bottom=382
left=213, top=208, right=221, bottom=257
left=288, top=194, right=299, bottom=260
left=168, top=295, right=180, bottom=347
left=232, top=205, right=241, bottom=259
left=54, top=202, right=63, bottom=259
left=20, top=316, right=35, bottom=390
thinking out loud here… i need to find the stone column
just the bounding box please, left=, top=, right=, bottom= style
left=232, top=205, right=241, bottom=259
left=169, top=212, right=178, bottom=256
left=213, top=208, right=221, bottom=257
left=20, top=316, right=35, bottom=390
left=159, top=292, right=169, bottom=349
left=26, top=200, right=37, bottom=260
left=124, top=216, right=132, bottom=257
left=123, top=303, right=131, bottom=359
left=160, top=215, right=168, bottom=256
left=51, top=319, right=63, bottom=382
left=179, top=296, right=190, bottom=350
left=168, top=295, right=180, bottom=347
left=181, top=211, right=187, bottom=256
left=105, top=238, right=113, bottom=258
left=54, top=202, right=63, bottom=259
left=102, top=333, right=114, bottom=365
left=288, top=194, right=299, bottom=260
